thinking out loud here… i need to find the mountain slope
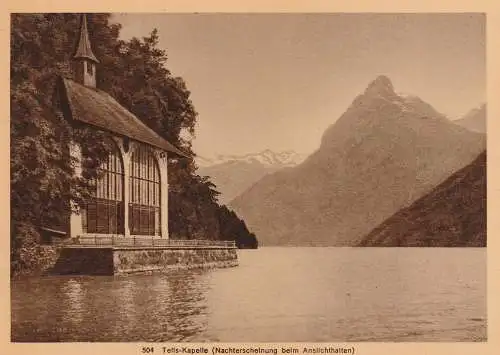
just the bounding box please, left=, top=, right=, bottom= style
left=454, top=104, right=486, bottom=133
left=230, top=75, right=486, bottom=246
left=358, top=151, right=486, bottom=247
left=198, top=150, right=305, bottom=204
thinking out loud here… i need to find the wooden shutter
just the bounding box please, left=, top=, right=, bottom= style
left=86, top=202, right=97, bottom=233
left=96, top=199, right=109, bottom=233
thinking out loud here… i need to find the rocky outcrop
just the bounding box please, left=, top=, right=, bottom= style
left=231, top=76, right=486, bottom=246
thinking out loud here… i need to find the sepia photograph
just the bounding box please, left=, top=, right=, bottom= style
left=9, top=12, right=487, bottom=344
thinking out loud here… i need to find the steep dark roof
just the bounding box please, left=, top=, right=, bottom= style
left=59, top=77, right=189, bottom=157
left=73, top=14, right=99, bottom=63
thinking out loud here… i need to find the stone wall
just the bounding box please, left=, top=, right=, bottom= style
left=52, top=248, right=115, bottom=275
left=114, top=247, right=238, bottom=274
left=50, top=247, right=238, bottom=275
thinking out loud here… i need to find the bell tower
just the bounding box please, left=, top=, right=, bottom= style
left=72, top=14, right=99, bottom=88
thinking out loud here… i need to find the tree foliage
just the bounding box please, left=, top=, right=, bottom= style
left=11, top=13, right=257, bottom=275
left=218, top=205, right=258, bottom=249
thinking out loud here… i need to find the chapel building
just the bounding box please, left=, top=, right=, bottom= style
left=54, top=14, right=187, bottom=240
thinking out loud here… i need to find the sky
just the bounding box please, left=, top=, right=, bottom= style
left=111, top=13, right=486, bottom=159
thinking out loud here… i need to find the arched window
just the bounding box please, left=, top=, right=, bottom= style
left=82, top=141, right=125, bottom=234
left=129, top=145, right=161, bottom=236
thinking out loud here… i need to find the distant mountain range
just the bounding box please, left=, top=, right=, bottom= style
left=196, top=149, right=306, bottom=168
left=359, top=151, right=486, bottom=247
left=230, top=75, right=486, bottom=246
left=197, top=150, right=306, bottom=204
left=454, top=104, right=486, bottom=133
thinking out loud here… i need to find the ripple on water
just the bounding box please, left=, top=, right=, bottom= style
left=11, top=247, right=486, bottom=342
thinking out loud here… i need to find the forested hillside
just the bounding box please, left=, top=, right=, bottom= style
left=359, top=151, right=486, bottom=247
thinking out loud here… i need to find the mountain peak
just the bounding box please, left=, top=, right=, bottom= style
left=454, top=103, right=487, bottom=133
left=468, top=103, right=486, bottom=115
left=364, top=75, right=396, bottom=98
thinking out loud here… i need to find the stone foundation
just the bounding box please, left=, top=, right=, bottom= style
left=50, top=246, right=238, bottom=275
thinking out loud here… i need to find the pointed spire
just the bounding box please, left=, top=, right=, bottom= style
left=73, top=14, right=99, bottom=63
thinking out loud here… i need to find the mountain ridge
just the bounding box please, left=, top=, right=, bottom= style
left=196, top=149, right=307, bottom=168
left=454, top=104, right=486, bottom=133
left=197, top=149, right=307, bottom=204
left=230, top=75, right=486, bottom=246
left=359, top=150, right=486, bottom=247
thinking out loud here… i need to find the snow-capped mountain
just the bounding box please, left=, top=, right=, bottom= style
left=396, top=94, right=449, bottom=119
left=197, top=150, right=307, bottom=204
left=196, top=149, right=306, bottom=168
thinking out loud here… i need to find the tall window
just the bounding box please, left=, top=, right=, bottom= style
left=82, top=142, right=124, bottom=234
left=129, top=145, right=161, bottom=236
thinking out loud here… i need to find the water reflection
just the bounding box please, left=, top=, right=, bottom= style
left=11, top=271, right=212, bottom=342
left=146, top=271, right=210, bottom=341
left=11, top=248, right=487, bottom=342
left=108, top=279, right=137, bottom=338
left=61, top=279, right=86, bottom=328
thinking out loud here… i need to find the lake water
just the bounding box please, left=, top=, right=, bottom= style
left=11, top=247, right=486, bottom=342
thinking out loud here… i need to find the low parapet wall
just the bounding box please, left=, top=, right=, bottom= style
left=51, top=246, right=238, bottom=275
left=113, top=247, right=238, bottom=274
